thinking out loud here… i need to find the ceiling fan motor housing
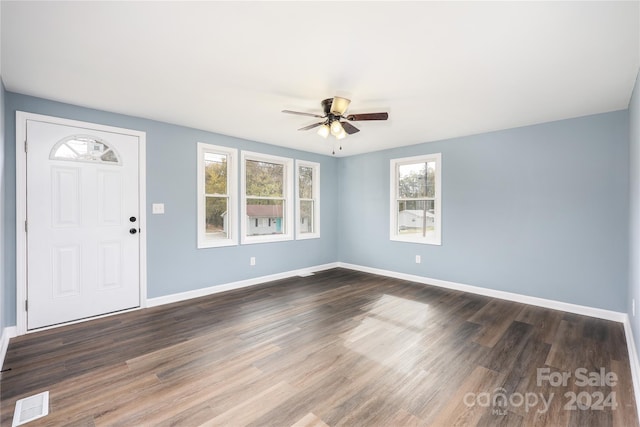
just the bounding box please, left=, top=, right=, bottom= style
left=321, top=98, right=334, bottom=115
left=321, top=99, right=342, bottom=126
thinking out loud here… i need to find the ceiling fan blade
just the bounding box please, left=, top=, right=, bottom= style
left=282, top=110, right=324, bottom=118
left=298, top=122, right=323, bottom=131
left=346, top=112, right=389, bottom=121
left=330, top=97, right=351, bottom=115
left=341, top=121, right=360, bottom=135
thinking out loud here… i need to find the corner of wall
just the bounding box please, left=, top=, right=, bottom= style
left=628, top=66, right=640, bottom=417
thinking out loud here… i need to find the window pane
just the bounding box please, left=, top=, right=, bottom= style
left=300, top=200, right=314, bottom=234
left=299, top=166, right=313, bottom=199
left=246, top=160, right=284, bottom=197
left=398, top=162, right=437, bottom=198
left=397, top=199, right=435, bottom=237
left=100, top=150, right=118, bottom=163
left=425, top=161, right=436, bottom=198
left=205, top=196, right=228, bottom=239
left=246, top=199, right=284, bottom=236
left=66, top=138, right=94, bottom=155
left=53, top=144, right=77, bottom=159
left=51, top=137, right=120, bottom=164
left=205, top=153, right=227, bottom=195
left=67, top=138, right=107, bottom=160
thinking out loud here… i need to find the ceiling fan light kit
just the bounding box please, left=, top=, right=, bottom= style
left=330, top=120, right=344, bottom=136
left=330, top=97, right=351, bottom=115
left=317, top=124, right=330, bottom=139
left=282, top=96, right=389, bottom=152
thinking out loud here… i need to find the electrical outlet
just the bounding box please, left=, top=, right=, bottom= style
left=415, top=255, right=421, bottom=264
left=250, top=257, right=256, bottom=266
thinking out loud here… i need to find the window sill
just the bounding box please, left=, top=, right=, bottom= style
left=241, top=234, right=294, bottom=245
left=197, top=238, right=238, bottom=249
left=390, top=236, right=441, bottom=246
left=296, top=233, right=320, bottom=240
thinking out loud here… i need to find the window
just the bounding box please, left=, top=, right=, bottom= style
left=296, top=160, right=320, bottom=239
left=51, top=135, right=120, bottom=164
left=390, top=153, right=441, bottom=245
left=241, top=151, right=294, bottom=244
left=197, top=143, right=237, bottom=248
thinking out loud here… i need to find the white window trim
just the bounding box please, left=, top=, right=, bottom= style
left=197, top=143, right=238, bottom=248
left=390, top=153, right=442, bottom=245
left=241, top=150, right=294, bottom=244
left=296, top=160, right=321, bottom=240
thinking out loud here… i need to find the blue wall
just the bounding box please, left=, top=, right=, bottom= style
left=3, top=92, right=340, bottom=325
left=1, top=92, right=632, bottom=327
left=629, top=70, right=640, bottom=355
left=339, top=111, right=629, bottom=312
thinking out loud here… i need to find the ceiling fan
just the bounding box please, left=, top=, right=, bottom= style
left=282, top=97, right=388, bottom=152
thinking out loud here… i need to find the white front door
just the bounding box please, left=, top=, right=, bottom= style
left=26, top=118, right=141, bottom=330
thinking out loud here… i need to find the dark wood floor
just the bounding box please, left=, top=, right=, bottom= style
left=1, top=268, right=638, bottom=426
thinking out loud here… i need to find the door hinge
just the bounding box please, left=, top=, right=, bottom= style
left=24, top=220, right=28, bottom=233
left=24, top=140, right=27, bottom=153
left=25, top=300, right=28, bottom=311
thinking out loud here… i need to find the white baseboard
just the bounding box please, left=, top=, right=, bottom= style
left=623, top=316, right=640, bottom=423
left=147, top=262, right=339, bottom=307
left=0, top=326, right=17, bottom=370
left=337, top=262, right=626, bottom=322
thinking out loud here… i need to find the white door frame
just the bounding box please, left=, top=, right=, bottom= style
left=15, top=111, right=147, bottom=335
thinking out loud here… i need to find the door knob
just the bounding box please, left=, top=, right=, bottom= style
left=129, top=228, right=138, bottom=235
left=129, top=216, right=137, bottom=222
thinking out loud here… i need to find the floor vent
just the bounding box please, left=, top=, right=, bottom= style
left=12, top=391, right=49, bottom=426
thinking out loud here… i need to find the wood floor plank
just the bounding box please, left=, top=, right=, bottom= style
left=612, top=358, right=640, bottom=427
left=469, top=299, right=526, bottom=347
left=480, top=320, right=534, bottom=373
left=477, top=410, right=524, bottom=427
left=200, top=380, right=298, bottom=427
left=290, top=412, right=330, bottom=427
left=156, top=404, right=216, bottom=427
left=505, top=336, right=552, bottom=399
left=95, top=366, right=265, bottom=426
left=246, top=369, right=364, bottom=427
left=545, top=319, right=584, bottom=371
left=428, top=365, right=505, bottom=426
left=516, top=305, right=564, bottom=345
left=1, top=268, right=636, bottom=426
left=386, top=409, right=422, bottom=426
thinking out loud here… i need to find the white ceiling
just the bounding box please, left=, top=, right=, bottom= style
left=2, top=1, right=639, bottom=157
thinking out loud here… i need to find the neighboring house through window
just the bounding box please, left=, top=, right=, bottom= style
left=390, top=153, right=441, bottom=245
left=241, top=151, right=294, bottom=243
left=296, top=160, right=320, bottom=239
left=197, top=143, right=238, bottom=248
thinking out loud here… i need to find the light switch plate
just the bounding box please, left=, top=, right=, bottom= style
left=152, top=203, right=165, bottom=214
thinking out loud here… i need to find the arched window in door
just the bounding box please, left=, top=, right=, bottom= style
left=50, top=135, right=121, bottom=165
